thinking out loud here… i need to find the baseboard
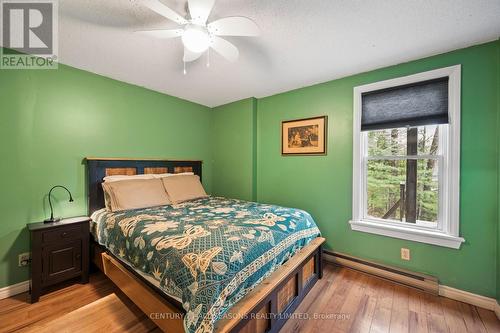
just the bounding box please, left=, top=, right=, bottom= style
left=439, top=285, right=500, bottom=317
left=323, top=250, right=439, bottom=294
left=324, top=250, right=500, bottom=319
left=0, top=280, right=29, bottom=300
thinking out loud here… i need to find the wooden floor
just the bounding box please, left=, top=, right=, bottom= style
left=282, top=265, right=500, bottom=333
left=1, top=264, right=498, bottom=333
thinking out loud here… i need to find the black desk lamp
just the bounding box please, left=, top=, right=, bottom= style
left=45, top=185, right=74, bottom=223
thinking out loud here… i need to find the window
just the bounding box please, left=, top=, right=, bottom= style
left=350, top=66, right=464, bottom=249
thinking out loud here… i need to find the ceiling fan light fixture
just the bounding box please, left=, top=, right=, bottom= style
left=140, top=0, right=261, bottom=70
left=182, top=25, right=210, bottom=53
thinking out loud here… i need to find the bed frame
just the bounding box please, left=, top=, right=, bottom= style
left=86, top=158, right=325, bottom=333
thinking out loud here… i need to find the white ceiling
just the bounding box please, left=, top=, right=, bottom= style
left=58, top=0, right=500, bottom=107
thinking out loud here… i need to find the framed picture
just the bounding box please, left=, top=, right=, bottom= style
left=282, top=116, right=327, bottom=155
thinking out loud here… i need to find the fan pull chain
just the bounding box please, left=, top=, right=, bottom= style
left=183, top=61, right=187, bottom=75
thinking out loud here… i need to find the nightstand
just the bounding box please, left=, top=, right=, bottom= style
left=27, top=216, right=90, bottom=303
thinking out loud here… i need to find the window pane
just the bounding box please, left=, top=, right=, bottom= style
left=367, top=128, right=407, bottom=156
left=417, top=125, right=439, bottom=155
left=368, top=125, right=440, bottom=157
left=367, top=159, right=406, bottom=220
left=367, top=158, right=439, bottom=226
left=416, top=159, right=438, bottom=224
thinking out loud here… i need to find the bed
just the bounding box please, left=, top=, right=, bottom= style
left=87, top=158, right=325, bottom=333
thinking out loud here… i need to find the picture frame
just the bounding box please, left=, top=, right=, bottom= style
left=281, top=116, right=328, bottom=155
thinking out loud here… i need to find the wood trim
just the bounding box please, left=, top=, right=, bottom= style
left=438, top=285, right=500, bottom=313
left=144, top=167, right=169, bottom=174
left=105, top=168, right=137, bottom=176
left=174, top=166, right=194, bottom=173
left=277, top=275, right=297, bottom=313
left=323, top=250, right=439, bottom=294
left=301, top=256, right=315, bottom=286
left=0, top=280, right=29, bottom=300
left=86, top=157, right=203, bottom=163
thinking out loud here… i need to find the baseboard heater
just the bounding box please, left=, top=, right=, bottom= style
left=323, top=250, right=439, bottom=295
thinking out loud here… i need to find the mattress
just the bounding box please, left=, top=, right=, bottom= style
left=91, top=196, right=320, bottom=333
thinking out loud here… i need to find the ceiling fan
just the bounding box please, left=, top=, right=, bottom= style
left=137, top=0, right=260, bottom=73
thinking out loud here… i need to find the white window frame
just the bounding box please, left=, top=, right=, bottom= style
left=350, top=65, right=464, bottom=249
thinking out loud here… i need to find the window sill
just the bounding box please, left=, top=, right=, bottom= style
left=349, top=219, right=465, bottom=249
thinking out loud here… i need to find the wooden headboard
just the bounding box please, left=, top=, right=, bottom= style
left=86, top=158, right=203, bottom=215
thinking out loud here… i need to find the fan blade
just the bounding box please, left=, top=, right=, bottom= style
left=188, top=0, right=215, bottom=25
left=136, top=29, right=183, bottom=39
left=210, top=36, right=239, bottom=62
left=142, top=0, right=187, bottom=25
left=208, top=16, right=260, bottom=36
left=183, top=48, right=203, bottom=62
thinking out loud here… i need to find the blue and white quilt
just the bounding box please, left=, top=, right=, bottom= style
left=91, top=196, right=320, bottom=333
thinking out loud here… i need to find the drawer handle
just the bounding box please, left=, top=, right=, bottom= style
left=76, top=254, right=81, bottom=259
left=61, top=232, right=68, bottom=237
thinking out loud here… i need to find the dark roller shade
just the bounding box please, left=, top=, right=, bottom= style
left=361, top=77, right=449, bottom=131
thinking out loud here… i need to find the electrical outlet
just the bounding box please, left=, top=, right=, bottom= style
left=18, top=252, right=31, bottom=267
left=400, top=248, right=411, bottom=261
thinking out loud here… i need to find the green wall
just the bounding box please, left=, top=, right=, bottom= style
left=0, top=61, right=212, bottom=288
left=1, top=41, right=499, bottom=300
left=256, top=41, right=499, bottom=297
left=214, top=41, right=500, bottom=298
left=212, top=98, right=257, bottom=201
left=497, top=39, right=500, bottom=303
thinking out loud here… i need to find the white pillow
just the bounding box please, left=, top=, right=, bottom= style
left=102, top=178, right=170, bottom=212
left=161, top=175, right=208, bottom=204
left=151, top=172, right=194, bottom=179
left=104, top=174, right=155, bottom=182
